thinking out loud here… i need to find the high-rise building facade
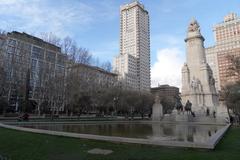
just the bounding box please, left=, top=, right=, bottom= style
left=205, top=46, right=220, bottom=91
left=151, top=84, right=179, bottom=103
left=0, top=31, right=66, bottom=112
left=67, top=63, right=118, bottom=91
left=113, top=1, right=150, bottom=91
left=206, top=13, right=240, bottom=90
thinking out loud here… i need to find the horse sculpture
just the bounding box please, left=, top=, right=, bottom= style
left=175, top=101, right=183, bottom=114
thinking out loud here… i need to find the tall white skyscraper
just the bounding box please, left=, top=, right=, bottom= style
left=113, top=1, right=150, bottom=91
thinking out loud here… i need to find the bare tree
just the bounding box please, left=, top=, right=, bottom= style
left=0, top=30, right=6, bottom=36
left=64, top=67, right=82, bottom=116
left=76, top=48, right=92, bottom=65
left=92, top=57, right=100, bottom=67
left=61, top=36, right=93, bottom=65
left=227, top=55, right=240, bottom=77
left=4, top=39, right=31, bottom=113
left=222, top=82, right=240, bottom=124
left=0, top=36, right=6, bottom=91
left=216, top=55, right=240, bottom=124
left=0, top=36, right=7, bottom=113
left=61, top=36, right=74, bottom=55
left=0, top=33, right=7, bottom=96
left=40, top=32, right=61, bottom=47
left=100, top=61, right=112, bottom=72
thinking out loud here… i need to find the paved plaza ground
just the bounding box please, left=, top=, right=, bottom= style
left=0, top=126, right=239, bottom=160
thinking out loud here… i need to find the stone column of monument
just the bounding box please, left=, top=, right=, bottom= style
left=152, top=95, right=163, bottom=121
left=181, top=19, right=218, bottom=113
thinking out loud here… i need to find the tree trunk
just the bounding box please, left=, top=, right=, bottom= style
left=37, top=104, right=41, bottom=116
left=66, top=109, right=68, bottom=116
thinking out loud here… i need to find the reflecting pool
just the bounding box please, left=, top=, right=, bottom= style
left=18, top=122, right=224, bottom=143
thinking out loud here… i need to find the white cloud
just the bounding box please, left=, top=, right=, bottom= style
left=0, top=0, right=117, bottom=38
left=0, top=0, right=23, bottom=5
left=151, top=48, right=185, bottom=88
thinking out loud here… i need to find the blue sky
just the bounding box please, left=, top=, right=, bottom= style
left=0, top=0, right=239, bottom=87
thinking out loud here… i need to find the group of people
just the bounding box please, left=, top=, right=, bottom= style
left=229, top=114, right=240, bottom=124
left=206, top=107, right=216, bottom=118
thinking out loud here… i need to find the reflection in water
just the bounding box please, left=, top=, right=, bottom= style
left=19, top=123, right=223, bottom=143
left=150, top=124, right=221, bottom=143
left=208, top=131, right=212, bottom=137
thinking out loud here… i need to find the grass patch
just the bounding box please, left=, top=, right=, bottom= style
left=0, top=126, right=239, bottom=160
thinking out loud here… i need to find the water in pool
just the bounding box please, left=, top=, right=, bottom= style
left=19, top=122, right=223, bottom=143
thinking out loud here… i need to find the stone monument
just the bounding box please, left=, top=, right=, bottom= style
left=152, top=95, right=163, bottom=121
left=160, top=19, right=229, bottom=124
left=181, top=18, right=219, bottom=113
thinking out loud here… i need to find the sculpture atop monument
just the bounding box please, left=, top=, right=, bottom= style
left=188, top=18, right=200, bottom=32
left=181, top=19, right=218, bottom=113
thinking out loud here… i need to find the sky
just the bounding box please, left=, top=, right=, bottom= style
left=0, top=0, right=239, bottom=88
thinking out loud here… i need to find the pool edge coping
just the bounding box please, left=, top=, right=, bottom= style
left=207, top=124, right=231, bottom=149
left=0, top=122, right=230, bottom=149
left=2, top=120, right=228, bottom=126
